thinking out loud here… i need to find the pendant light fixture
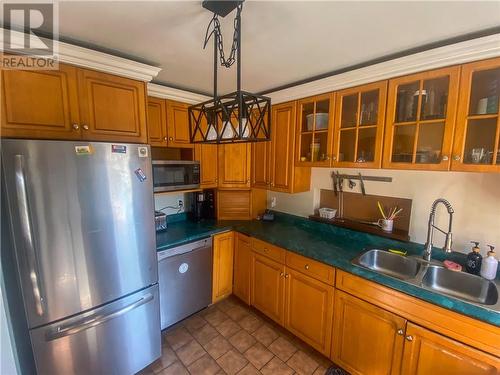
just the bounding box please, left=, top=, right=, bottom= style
left=189, top=0, right=271, bottom=144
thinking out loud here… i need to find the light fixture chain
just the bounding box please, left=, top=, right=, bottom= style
left=205, top=3, right=242, bottom=68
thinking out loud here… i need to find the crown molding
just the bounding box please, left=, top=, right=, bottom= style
left=268, top=33, right=500, bottom=104
left=147, top=83, right=211, bottom=104
left=0, top=29, right=161, bottom=82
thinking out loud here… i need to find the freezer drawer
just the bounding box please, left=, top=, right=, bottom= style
left=158, top=238, right=213, bottom=329
left=30, top=285, right=160, bottom=375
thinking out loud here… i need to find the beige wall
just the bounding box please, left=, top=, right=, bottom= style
left=268, top=168, right=500, bottom=254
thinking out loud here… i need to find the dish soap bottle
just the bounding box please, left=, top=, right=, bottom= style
left=465, top=241, right=482, bottom=275
left=480, top=246, right=498, bottom=280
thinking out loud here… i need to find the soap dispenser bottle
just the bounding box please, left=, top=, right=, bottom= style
left=465, top=241, right=482, bottom=275
left=480, top=246, right=498, bottom=280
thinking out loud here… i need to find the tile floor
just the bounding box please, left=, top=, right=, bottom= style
left=139, top=295, right=333, bottom=375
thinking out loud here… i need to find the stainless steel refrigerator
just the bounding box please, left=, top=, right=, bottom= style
left=1, top=139, right=160, bottom=375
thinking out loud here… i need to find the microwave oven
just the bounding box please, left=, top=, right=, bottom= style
left=152, top=160, right=200, bottom=192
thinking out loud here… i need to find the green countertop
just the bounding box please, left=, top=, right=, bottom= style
left=156, top=212, right=500, bottom=327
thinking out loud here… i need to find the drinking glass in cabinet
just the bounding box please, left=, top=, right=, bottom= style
left=360, top=90, right=379, bottom=126
left=357, top=127, right=377, bottom=162
left=463, top=118, right=498, bottom=164
left=395, top=82, right=419, bottom=123
left=420, top=77, right=449, bottom=120
left=314, top=99, right=331, bottom=130
left=468, top=68, right=500, bottom=115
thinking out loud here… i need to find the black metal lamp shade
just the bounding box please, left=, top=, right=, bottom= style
left=189, top=91, right=271, bottom=143
left=190, top=0, right=271, bottom=144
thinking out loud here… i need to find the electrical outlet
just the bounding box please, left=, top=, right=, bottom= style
left=271, top=196, right=277, bottom=208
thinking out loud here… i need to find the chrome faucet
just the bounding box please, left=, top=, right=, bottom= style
left=423, top=199, right=454, bottom=262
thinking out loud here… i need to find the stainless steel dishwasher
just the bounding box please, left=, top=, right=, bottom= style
left=158, top=237, right=213, bottom=330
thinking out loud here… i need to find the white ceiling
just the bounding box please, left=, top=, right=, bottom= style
left=25, top=1, right=500, bottom=94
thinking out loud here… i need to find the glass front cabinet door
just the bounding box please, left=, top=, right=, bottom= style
left=295, top=93, right=335, bottom=166
left=452, top=57, right=500, bottom=172
left=383, top=66, right=460, bottom=170
left=333, top=81, right=388, bottom=168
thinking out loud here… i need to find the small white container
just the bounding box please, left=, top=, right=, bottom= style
left=319, top=207, right=337, bottom=220
left=377, top=219, right=394, bottom=232
left=480, top=247, right=498, bottom=280
left=306, top=113, right=329, bottom=131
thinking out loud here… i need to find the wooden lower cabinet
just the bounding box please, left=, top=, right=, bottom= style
left=233, top=233, right=252, bottom=305
left=332, top=290, right=406, bottom=375
left=212, top=232, right=234, bottom=303
left=284, top=268, right=334, bottom=356
left=251, top=252, right=285, bottom=325
left=401, top=323, right=499, bottom=375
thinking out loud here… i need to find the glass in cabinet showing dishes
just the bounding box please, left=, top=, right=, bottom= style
left=383, top=66, right=460, bottom=170
left=295, top=93, right=334, bottom=166
left=452, top=57, right=500, bottom=172
left=333, top=81, right=388, bottom=168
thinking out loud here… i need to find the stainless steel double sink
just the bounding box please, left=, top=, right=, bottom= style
left=352, top=249, right=500, bottom=311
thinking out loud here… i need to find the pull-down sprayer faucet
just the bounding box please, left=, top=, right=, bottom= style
left=423, top=199, right=454, bottom=262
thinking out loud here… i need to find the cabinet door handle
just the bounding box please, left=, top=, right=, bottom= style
left=332, top=156, right=337, bottom=161
left=169, top=137, right=173, bottom=141
left=405, top=335, right=413, bottom=341
left=82, top=124, right=89, bottom=131
left=163, top=136, right=168, bottom=141
left=280, top=272, right=284, bottom=277
left=453, top=155, right=461, bottom=161
left=397, top=329, right=404, bottom=336
left=441, top=155, right=449, bottom=161
left=304, top=264, right=309, bottom=270
left=285, top=274, right=289, bottom=278
left=72, top=123, right=79, bottom=130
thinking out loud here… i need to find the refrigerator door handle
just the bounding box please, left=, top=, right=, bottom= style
left=45, top=292, right=154, bottom=341
left=15, top=154, right=44, bottom=316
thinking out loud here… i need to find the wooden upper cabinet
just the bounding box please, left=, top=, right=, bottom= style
left=1, top=65, right=81, bottom=139
left=452, top=57, right=500, bottom=173
left=78, top=68, right=148, bottom=143
left=251, top=140, right=271, bottom=189
left=332, top=290, right=406, bottom=375
left=212, top=231, right=234, bottom=303
left=333, top=81, right=388, bottom=168
left=271, top=101, right=311, bottom=193
left=147, top=96, right=167, bottom=146
left=166, top=100, right=193, bottom=148
left=284, top=267, right=334, bottom=356
left=295, top=93, right=335, bottom=167
left=383, top=66, right=460, bottom=170
left=218, top=143, right=251, bottom=188
left=233, top=233, right=252, bottom=305
left=251, top=252, right=285, bottom=325
left=194, top=144, right=218, bottom=188
left=401, top=323, right=499, bottom=375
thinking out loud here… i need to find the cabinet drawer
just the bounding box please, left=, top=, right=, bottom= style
left=251, top=238, right=285, bottom=263
left=286, top=252, right=335, bottom=284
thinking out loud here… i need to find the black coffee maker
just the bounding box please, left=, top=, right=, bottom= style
left=190, top=189, right=216, bottom=221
